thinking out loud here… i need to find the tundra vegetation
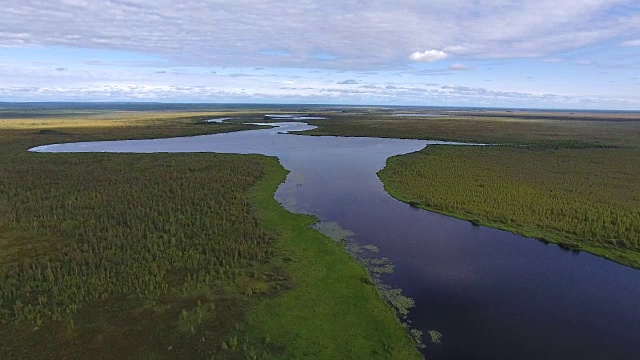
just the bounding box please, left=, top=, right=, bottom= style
left=302, top=110, right=640, bottom=268
left=0, top=110, right=420, bottom=359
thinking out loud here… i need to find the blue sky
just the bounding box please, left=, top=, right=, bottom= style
left=1, top=0, right=640, bottom=109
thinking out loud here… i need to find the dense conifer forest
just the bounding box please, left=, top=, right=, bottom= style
left=379, top=146, right=640, bottom=267
left=0, top=113, right=420, bottom=359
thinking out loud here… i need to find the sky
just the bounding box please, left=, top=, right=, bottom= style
left=1, top=0, right=640, bottom=109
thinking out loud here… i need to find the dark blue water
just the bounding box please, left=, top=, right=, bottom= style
left=31, top=122, right=640, bottom=359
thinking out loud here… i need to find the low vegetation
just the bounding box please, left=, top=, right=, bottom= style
left=302, top=112, right=640, bottom=147
left=0, top=111, right=420, bottom=359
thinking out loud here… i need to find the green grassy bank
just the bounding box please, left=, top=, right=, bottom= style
left=0, top=113, right=420, bottom=359
left=248, top=159, right=420, bottom=359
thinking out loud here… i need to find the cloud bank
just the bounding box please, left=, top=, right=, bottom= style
left=1, top=0, right=639, bottom=69
left=1, top=1, right=639, bottom=108
left=620, top=39, right=640, bottom=47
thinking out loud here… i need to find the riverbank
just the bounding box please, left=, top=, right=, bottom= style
left=0, top=112, right=420, bottom=359
left=249, top=158, right=420, bottom=359
left=297, top=112, right=640, bottom=270
left=378, top=145, right=640, bottom=269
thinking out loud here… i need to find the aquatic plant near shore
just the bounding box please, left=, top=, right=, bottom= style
left=314, top=219, right=431, bottom=350
left=428, top=330, right=443, bottom=344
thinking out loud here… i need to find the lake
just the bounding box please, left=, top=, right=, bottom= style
left=30, top=122, right=640, bottom=360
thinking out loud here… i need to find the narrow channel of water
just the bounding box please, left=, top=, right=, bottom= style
left=30, top=122, right=640, bottom=359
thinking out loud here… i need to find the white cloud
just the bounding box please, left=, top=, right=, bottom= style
left=2, top=82, right=638, bottom=110
left=448, top=63, right=468, bottom=71
left=0, top=0, right=639, bottom=109
left=620, top=39, right=640, bottom=47
left=443, top=45, right=467, bottom=54
left=0, top=1, right=637, bottom=69
left=410, top=50, right=449, bottom=63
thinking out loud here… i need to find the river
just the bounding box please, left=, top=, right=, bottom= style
left=30, top=122, right=640, bottom=359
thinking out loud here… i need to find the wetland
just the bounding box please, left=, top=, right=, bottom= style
left=27, top=113, right=640, bottom=360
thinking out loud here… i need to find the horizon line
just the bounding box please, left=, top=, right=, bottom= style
left=1, top=101, right=639, bottom=113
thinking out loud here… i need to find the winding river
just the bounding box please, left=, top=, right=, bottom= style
left=30, top=122, right=640, bottom=359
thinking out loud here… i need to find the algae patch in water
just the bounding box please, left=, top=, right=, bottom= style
left=311, top=221, right=354, bottom=241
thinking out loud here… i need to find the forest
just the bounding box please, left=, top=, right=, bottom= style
left=0, top=112, right=419, bottom=359
left=379, top=145, right=640, bottom=268
left=1, top=150, right=276, bottom=358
